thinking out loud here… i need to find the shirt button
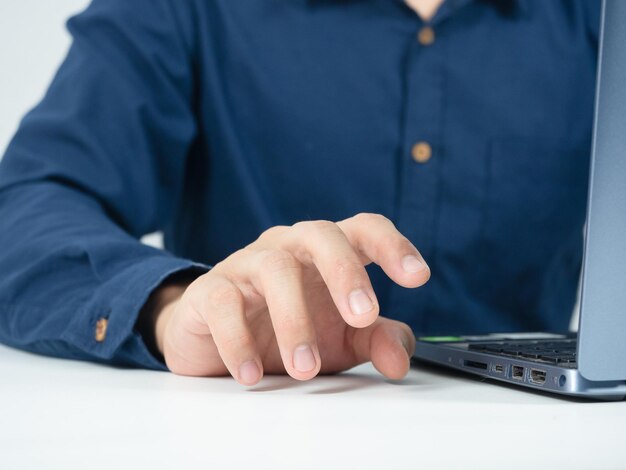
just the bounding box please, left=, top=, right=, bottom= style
left=417, top=26, right=435, bottom=46
left=95, top=317, right=108, bottom=342
left=412, top=142, right=432, bottom=163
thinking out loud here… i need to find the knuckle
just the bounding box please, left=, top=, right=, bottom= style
left=261, top=249, right=300, bottom=274
left=385, top=235, right=413, bottom=253
left=259, top=225, right=289, bottom=242
left=277, top=314, right=310, bottom=333
left=372, top=236, right=396, bottom=261
left=228, top=248, right=249, bottom=262
left=208, top=282, right=242, bottom=308
left=354, top=212, right=390, bottom=226
left=332, top=260, right=363, bottom=278
left=213, top=249, right=247, bottom=273
left=295, top=219, right=337, bottom=237
left=222, top=331, right=255, bottom=351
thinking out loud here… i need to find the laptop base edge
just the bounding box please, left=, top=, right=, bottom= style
left=412, top=341, right=626, bottom=401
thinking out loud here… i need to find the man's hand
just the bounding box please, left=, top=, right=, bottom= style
left=145, top=213, right=430, bottom=385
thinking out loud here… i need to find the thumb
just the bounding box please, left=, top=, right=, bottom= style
left=349, top=317, right=415, bottom=380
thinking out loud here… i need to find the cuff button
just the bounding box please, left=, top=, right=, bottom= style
left=95, top=318, right=108, bottom=342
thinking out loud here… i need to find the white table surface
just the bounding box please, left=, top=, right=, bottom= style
left=1, top=344, right=624, bottom=470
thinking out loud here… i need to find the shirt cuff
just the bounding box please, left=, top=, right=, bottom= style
left=61, top=255, right=210, bottom=370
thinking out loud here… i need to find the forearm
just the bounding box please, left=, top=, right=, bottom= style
left=0, top=181, right=205, bottom=368
left=0, top=0, right=203, bottom=368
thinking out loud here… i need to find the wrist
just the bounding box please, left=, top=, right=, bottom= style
left=138, top=276, right=193, bottom=359
left=152, top=285, right=184, bottom=355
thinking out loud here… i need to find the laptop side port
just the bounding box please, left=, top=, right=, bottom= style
left=511, top=365, right=525, bottom=380
left=464, top=360, right=488, bottom=370
left=529, top=369, right=547, bottom=385
left=493, top=364, right=504, bottom=374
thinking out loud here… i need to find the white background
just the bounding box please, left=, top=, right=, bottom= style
left=0, top=0, right=91, bottom=157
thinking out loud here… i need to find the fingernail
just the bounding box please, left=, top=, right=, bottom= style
left=349, top=289, right=374, bottom=315
left=239, top=360, right=261, bottom=385
left=401, top=255, right=427, bottom=273
left=293, top=344, right=316, bottom=373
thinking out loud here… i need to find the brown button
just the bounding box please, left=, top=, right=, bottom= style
left=95, top=318, right=108, bottom=342
left=412, top=142, right=432, bottom=163
left=417, top=26, right=435, bottom=46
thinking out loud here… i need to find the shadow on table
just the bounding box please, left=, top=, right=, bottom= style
left=248, top=371, right=433, bottom=395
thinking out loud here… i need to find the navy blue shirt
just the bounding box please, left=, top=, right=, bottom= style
left=0, top=0, right=601, bottom=369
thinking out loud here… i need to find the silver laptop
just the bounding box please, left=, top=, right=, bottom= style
left=412, top=0, right=626, bottom=400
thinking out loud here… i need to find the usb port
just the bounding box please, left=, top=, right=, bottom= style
left=493, top=364, right=504, bottom=374
left=511, top=366, right=525, bottom=380
left=529, top=369, right=547, bottom=385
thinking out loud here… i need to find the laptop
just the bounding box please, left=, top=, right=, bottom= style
left=412, top=0, right=626, bottom=400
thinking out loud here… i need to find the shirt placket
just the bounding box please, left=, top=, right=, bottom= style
left=391, top=18, right=447, bottom=330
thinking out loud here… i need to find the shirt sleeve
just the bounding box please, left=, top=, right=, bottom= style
left=0, top=0, right=207, bottom=370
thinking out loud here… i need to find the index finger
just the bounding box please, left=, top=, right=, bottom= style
left=337, top=213, right=430, bottom=288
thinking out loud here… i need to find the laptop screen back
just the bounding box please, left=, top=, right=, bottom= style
left=578, top=0, right=626, bottom=381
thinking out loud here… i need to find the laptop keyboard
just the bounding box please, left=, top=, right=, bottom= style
left=468, top=339, right=577, bottom=366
